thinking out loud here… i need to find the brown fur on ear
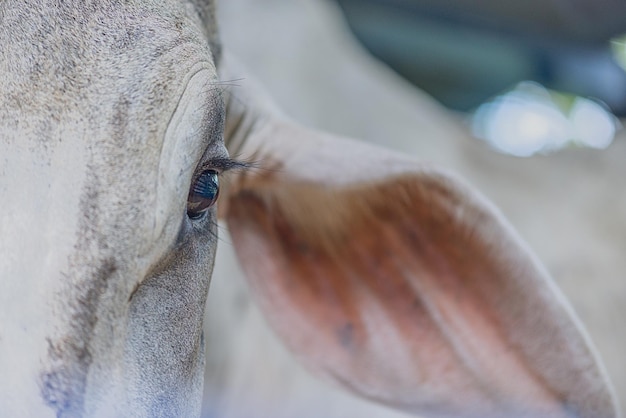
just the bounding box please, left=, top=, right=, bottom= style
left=226, top=169, right=618, bottom=418
left=233, top=170, right=478, bottom=255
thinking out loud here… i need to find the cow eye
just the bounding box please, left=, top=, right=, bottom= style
left=187, top=170, right=219, bottom=219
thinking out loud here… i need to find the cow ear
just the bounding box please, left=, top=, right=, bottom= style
left=219, top=55, right=618, bottom=418
left=221, top=128, right=617, bottom=418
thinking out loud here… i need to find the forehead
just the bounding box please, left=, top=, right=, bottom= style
left=0, top=0, right=219, bottom=138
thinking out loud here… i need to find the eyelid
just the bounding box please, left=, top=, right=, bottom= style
left=189, top=157, right=250, bottom=189
left=197, top=157, right=250, bottom=176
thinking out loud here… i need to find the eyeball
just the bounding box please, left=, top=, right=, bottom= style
left=187, top=170, right=219, bottom=219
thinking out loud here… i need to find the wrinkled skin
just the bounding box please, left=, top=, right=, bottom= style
left=0, top=1, right=620, bottom=418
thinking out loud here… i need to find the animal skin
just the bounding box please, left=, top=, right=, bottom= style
left=0, top=0, right=620, bottom=417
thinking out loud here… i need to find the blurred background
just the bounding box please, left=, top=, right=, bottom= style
left=204, top=0, right=626, bottom=417
left=336, top=0, right=626, bottom=156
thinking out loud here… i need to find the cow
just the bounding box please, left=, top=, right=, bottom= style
left=0, top=0, right=619, bottom=417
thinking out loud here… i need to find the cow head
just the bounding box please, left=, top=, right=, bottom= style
left=0, top=0, right=227, bottom=415
left=0, top=1, right=619, bottom=418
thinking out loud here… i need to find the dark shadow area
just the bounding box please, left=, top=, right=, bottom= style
left=335, top=0, right=626, bottom=115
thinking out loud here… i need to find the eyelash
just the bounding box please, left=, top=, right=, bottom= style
left=196, top=157, right=250, bottom=175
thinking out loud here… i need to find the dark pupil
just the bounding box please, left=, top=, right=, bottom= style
left=187, top=170, right=219, bottom=219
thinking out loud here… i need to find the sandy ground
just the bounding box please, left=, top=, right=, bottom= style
left=202, top=1, right=626, bottom=416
